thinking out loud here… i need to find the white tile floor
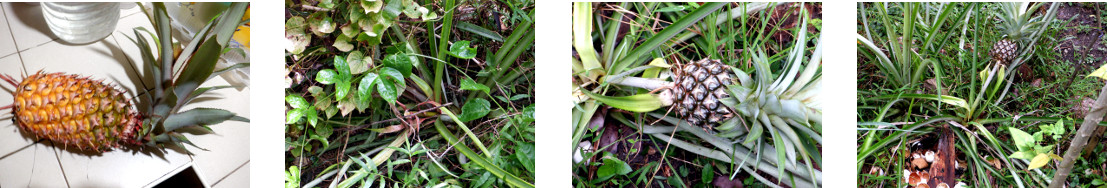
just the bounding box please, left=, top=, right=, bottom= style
left=0, top=3, right=249, bottom=188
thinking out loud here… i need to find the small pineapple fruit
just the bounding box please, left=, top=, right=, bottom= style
left=6, top=72, right=142, bottom=151
left=665, top=59, right=734, bottom=129
left=990, top=39, right=1017, bottom=65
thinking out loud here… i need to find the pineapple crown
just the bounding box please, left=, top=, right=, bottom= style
left=119, top=2, right=251, bottom=153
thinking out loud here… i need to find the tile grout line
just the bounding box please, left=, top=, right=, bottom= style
left=50, top=142, right=70, bottom=188
left=0, top=3, right=27, bottom=76
left=211, top=160, right=249, bottom=187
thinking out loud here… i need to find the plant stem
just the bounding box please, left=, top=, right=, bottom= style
left=1048, top=81, right=1107, bottom=188
left=433, top=0, right=456, bottom=102
left=607, top=77, right=671, bottom=91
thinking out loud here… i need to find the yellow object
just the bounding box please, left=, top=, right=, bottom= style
left=232, top=6, right=250, bottom=49
left=1087, top=63, right=1107, bottom=80
left=9, top=72, right=141, bottom=152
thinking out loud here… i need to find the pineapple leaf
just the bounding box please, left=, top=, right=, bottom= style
left=188, top=85, right=236, bottom=103
left=213, top=3, right=249, bottom=46
left=164, top=108, right=245, bottom=132
left=579, top=89, right=662, bottom=113
left=173, top=3, right=248, bottom=109
left=208, top=63, right=250, bottom=81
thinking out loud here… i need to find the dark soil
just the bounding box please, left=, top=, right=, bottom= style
left=1054, top=3, right=1107, bottom=70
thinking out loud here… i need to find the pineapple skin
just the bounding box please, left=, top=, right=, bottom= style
left=990, top=39, right=1017, bottom=65
left=670, top=59, right=734, bottom=129
left=12, top=72, right=141, bottom=151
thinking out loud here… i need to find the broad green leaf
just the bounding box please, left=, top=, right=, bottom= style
left=448, top=40, right=478, bottom=59
left=1009, top=127, right=1035, bottom=151
left=521, top=104, right=535, bottom=124
left=334, top=55, right=352, bottom=80
left=1009, top=151, right=1036, bottom=159
left=286, top=108, right=304, bottom=124
left=460, top=77, right=490, bottom=95
left=286, top=95, right=310, bottom=109
left=379, top=67, right=406, bottom=92
left=315, top=69, right=339, bottom=84
left=580, top=90, right=661, bottom=112
left=459, top=98, right=491, bottom=122
left=333, top=34, right=353, bottom=52
left=382, top=53, right=414, bottom=77
left=1027, top=153, right=1050, bottom=169
left=347, top=51, right=371, bottom=74
left=315, top=123, right=333, bottom=139
left=336, top=80, right=351, bottom=101
left=377, top=76, right=398, bottom=104
left=515, top=143, right=535, bottom=174
left=596, top=157, right=632, bottom=181
left=358, top=73, right=379, bottom=102
left=305, top=108, right=318, bottom=127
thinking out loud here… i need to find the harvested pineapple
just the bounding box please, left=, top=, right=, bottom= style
left=3, top=72, right=142, bottom=151
left=0, top=2, right=249, bottom=153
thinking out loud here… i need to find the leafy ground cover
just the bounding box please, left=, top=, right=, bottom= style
left=283, top=0, right=535, bottom=187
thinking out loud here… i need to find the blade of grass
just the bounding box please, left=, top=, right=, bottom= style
left=434, top=121, right=534, bottom=188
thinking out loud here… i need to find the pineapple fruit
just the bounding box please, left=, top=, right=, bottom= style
left=4, top=72, right=141, bottom=151
left=0, top=2, right=249, bottom=153
left=990, top=39, right=1017, bottom=65
left=665, top=59, right=735, bottom=128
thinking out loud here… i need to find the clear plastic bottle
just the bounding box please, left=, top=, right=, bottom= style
left=41, top=2, right=120, bottom=44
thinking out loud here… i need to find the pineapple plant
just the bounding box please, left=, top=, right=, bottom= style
left=0, top=2, right=249, bottom=153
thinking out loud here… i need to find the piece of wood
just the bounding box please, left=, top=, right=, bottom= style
left=927, top=125, right=956, bottom=186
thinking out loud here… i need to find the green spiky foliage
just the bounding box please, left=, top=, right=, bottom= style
left=122, top=2, right=251, bottom=153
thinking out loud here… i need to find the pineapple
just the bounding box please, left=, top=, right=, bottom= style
left=665, top=59, right=735, bottom=128
left=4, top=72, right=141, bottom=151
left=990, top=39, right=1017, bottom=65
left=0, top=2, right=249, bottom=153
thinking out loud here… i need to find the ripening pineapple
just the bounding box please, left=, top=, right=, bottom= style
left=3, top=72, right=141, bottom=151
left=664, top=59, right=735, bottom=129
left=990, top=39, right=1017, bottom=65
left=0, top=2, right=249, bottom=153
